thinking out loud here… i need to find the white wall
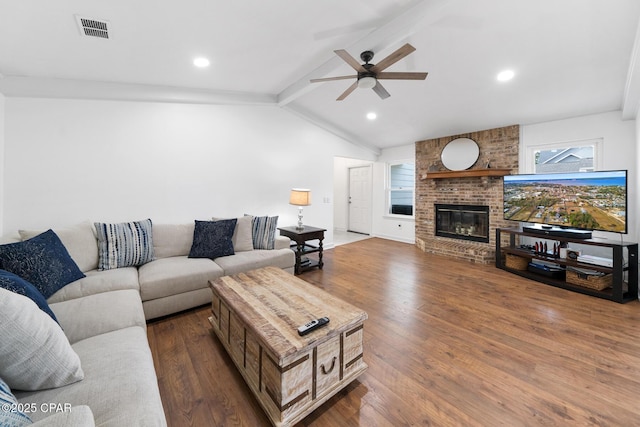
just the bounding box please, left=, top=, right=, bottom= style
left=5, top=98, right=635, bottom=251
left=0, top=93, right=4, bottom=234
left=3, top=97, right=376, bottom=246
left=637, top=110, right=640, bottom=242
left=520, top=110, right=637, bottom=242
left=372, top=144, right=416, bottom=243
left=637, top=111, right=640, bottom=298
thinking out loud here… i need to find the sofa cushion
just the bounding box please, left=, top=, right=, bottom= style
left=0, top=377, right=32, bottom=426
left=251, top=215, right=279, bottom=249
left=47, top=267, right=139, bottom=304
left=19, top=221, right=99, bottom=272
left=214, top=248, right=295, bottom=276
left=50, top=290, right=146, bottom=344
left=213, top=215, right=254, bottom=252
left=94, top=219, right=154, bottom=270
left=0, top=288, right=84, bottom=391
left=15, top=327, right=165, bottom=426
left=152, top=223, right=194, bottom=259
left=30, top=405, right=94, bottom=427
left=138, top=256, right=224, bottom=301
left=0, top=269, right=58, bottom=323
left=142, top=288, right=212, bottom=321
left=0, top=230, right=85, bottom=299
left=189, top=219, right=237, bottom=259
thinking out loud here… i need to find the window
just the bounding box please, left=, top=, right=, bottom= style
left=526, top=138, right=602, bottom=174
left=388, top=162, right=414, bottom=216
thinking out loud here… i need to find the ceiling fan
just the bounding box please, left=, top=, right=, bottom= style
left=310, top=43, right=428, bottom=101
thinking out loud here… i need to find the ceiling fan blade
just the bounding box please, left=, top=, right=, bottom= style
left=337, top=81, right=358, bottom=101
left=370, top=43, right=416, bottom=73
left=310, top=75, right=357, bottom=83
left=334, top=49, right=366, bottom=72
left=376, top=71, right=428, bottom=80
left=372, top=81, right=391, bottom=100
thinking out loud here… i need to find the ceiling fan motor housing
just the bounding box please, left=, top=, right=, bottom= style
left=358, top=60, right=377, bottom=88
left=360, top=50, right=375, bottom=63
left=358, top=71, right=376, bottom=80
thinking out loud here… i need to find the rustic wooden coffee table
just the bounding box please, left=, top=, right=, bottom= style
left=208, top=266, right=367, bottom=427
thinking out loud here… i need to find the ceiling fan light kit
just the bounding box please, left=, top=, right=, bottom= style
left=357, top=76, right=377, bottom=89
left=310, top=43, right=428, bottom=100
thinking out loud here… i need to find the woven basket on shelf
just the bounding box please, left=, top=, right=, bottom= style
left=566, top=270, right=612, bottom=290
left=505, top=253, right=529, bottom=271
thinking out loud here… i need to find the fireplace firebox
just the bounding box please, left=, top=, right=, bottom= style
left=435, top=204, right=490, bottom=243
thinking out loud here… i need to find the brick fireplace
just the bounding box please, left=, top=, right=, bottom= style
left=415, top=125, right=519, bottom=263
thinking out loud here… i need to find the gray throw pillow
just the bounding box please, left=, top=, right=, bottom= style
left=0, top=287, right=84, bottom=391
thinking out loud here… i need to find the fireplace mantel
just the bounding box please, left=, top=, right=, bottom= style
left=420, top=168, right=511, bottom=180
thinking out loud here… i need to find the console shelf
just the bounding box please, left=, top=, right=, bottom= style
left=496, top=227, right=638, bottom=303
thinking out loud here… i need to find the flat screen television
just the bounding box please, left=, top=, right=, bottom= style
left=503, top=170, right=627, bottom=234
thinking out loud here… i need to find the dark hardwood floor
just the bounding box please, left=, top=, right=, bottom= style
left=147, top=238, right=640, bottom=426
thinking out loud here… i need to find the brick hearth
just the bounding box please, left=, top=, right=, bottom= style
left=415, top=125, right=519, bottom=263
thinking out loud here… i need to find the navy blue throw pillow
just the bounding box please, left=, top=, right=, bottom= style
left=0, top=269, right=59, bottom=323
left=0, top=229, right=85, bottom=299
left=189, top=219, right=237, bottom=259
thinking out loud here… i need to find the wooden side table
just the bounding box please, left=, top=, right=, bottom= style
left=278, top=225, right=326, bottom=275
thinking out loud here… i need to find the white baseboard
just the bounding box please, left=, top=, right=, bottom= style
left=371, top=233, right=415, bottom=244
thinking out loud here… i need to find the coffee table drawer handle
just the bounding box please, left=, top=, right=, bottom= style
left=320, top=357, right=337, bottom=375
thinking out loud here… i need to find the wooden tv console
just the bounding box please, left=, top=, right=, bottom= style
left=496, top=227, right=638, bottom=303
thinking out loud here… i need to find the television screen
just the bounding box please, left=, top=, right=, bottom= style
left=503, top=170, right=627, bottom=233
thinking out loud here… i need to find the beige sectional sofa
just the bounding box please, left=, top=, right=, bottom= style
left=37, top=219, right=294, bottom=320
left=0, top=218, right=295, bottom=426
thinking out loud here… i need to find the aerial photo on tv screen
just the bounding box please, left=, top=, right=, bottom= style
left=503, top=171, right=626, bottom=232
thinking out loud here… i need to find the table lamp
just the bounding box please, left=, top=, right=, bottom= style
left=289, top=188, right=311, bottom=230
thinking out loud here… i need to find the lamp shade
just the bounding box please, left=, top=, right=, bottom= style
left=289, top=189, right=311, bottom=206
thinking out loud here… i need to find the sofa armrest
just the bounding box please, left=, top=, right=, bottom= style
left=274, top=235, right=291, bottom=250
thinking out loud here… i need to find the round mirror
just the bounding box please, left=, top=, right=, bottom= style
left=441, top=138, right=480, bottom=171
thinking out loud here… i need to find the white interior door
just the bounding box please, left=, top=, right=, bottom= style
left=348, top=166, right=372, bottom=234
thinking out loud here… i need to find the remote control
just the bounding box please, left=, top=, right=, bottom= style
left=297, top=317, right=330, bottom=336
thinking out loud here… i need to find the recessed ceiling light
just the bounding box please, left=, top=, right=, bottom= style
left=366, top=112, right=377, bottom=120
left=193, top=57, right=210, bottom=68
left=497, top=69, right=515, bottom=82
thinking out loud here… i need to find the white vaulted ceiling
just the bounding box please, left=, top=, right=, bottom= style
left=1, top=0, right=639, bottom=152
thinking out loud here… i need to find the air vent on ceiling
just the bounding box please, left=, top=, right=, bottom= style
left=75, top=15, right=110, bottom=39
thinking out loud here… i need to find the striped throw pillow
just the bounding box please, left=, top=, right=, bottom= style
left=94, top=219, right=154, bottom=270
left=251, top=215, right=278, bottom=249
left=0, top=376, right=32, bottom=426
